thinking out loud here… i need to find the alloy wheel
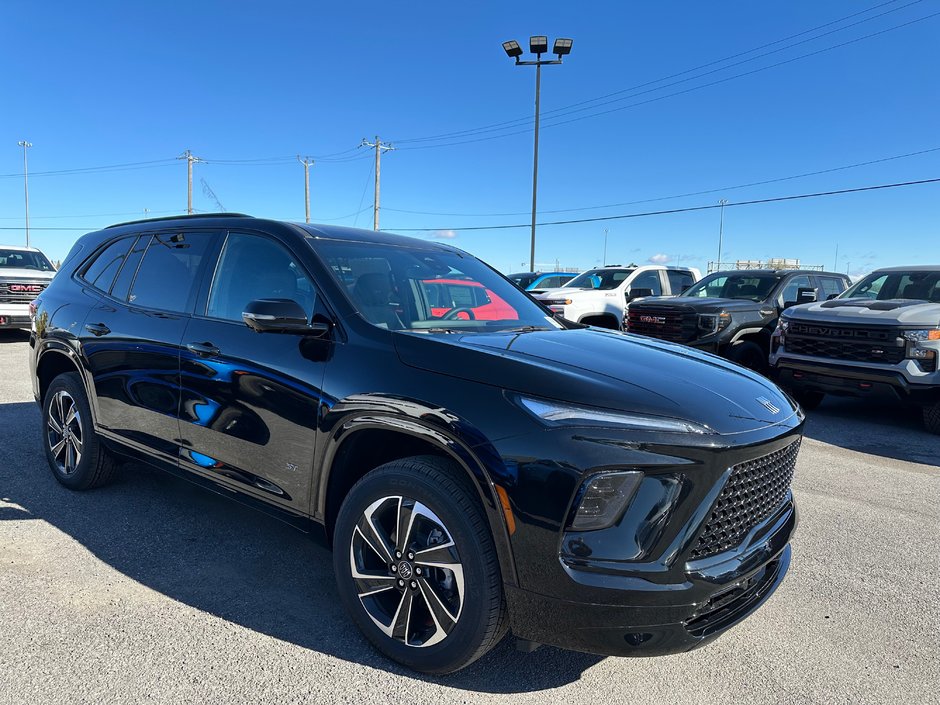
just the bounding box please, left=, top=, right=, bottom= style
left=349, top=495, right=465, bottom=648
left=47, top=390, right=83, bottom=475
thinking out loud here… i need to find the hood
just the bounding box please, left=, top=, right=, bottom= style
left=1, top=268, right=55, bottom=281
left=631, top=296, right=764, bottom=314
left=534, top=286, right=602, bottom=299
left=394, top=328, right=799, bottom=436
left=785, top=298, right=940, bottom=327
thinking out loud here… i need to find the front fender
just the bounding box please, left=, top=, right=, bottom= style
left=316, top=392, right=519, bottom=587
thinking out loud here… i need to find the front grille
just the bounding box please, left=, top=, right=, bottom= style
left=786, top=321, right=904, bottom=365
left=690, top=441, right=799, bottom=561
left=0, top=280, right=48, bottom=304
left=627, top=307, right=697, bottom=342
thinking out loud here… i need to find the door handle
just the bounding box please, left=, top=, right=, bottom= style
left=186, top=342, right=221, bottom=357
left=84, top=322, right=111, bottom=337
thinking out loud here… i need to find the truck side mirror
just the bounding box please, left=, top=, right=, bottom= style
left=627, top=287, right=654, bottom=302
left=826, top=293, right=840, bottom=300
left=784, top=287, right=818, bottom=309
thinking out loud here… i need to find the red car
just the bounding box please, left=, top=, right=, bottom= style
left=423, top=278, right=518, bottom=320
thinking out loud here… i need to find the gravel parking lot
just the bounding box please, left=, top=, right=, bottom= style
left=1, top=330, right=937, bottom=705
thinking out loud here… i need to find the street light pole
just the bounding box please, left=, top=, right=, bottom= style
left=298, top=156, right=314, bottom=223
left=717, top=199, right=728, bottom=270
left=17, top=140, right=32, bottom=247
left=502, top=36, right=573, bottom=272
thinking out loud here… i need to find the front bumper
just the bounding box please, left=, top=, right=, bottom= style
left=772, top=357, right=940, bottom=405
left=506, top=499, right=796, bottom=656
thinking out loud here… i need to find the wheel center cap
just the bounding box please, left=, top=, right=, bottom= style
left=397, top=561, right=413, bottom=580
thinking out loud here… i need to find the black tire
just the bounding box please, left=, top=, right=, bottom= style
left=923, top=402, right=940, bottom=435
left=41, top=372, right=119, bottom=490
left=333, top=455, right=507, bottom=674
left=792, top=389, right=825, bottom=411
left=727, top=340, right=768, bottom=373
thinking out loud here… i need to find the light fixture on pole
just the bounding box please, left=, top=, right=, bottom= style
left=17, top=140, right=33, bottom=247
left=502, top=35, right=573, bottom=272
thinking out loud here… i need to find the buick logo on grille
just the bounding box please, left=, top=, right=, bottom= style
left=757, top=396, right=781, bottom=415
left=9, top=284, right=43, bottom=293
left=639, top=315, right=667, bottom=325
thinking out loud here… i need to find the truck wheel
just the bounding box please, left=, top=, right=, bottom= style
left=923, top=402, right=940, bottom=435
left=728, top=341, right=767, bottom=373
left=41, top=372, right=120, bottom=490
left=333, top=455, right=507, bottom=674
left=792, top=389, right=825, bottom=411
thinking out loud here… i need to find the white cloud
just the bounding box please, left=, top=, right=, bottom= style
left=431, top=230, right=458, bottom=240
left=648, top=253, right=671, bottom=264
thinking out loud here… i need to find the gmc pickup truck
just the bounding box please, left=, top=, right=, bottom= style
left=0, top=245, right=57, bottom=329
left=770, top=265, right=940, bottom=434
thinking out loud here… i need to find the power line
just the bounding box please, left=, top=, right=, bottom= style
left=394, top=0, right=920, bottom=146
left=384, top=145, right=940, bottom=217
left=385, top=177, right=940, bottom=232
left=0, top=159, right=178, bottom=179
left=395, top=10, right=940, bottom=151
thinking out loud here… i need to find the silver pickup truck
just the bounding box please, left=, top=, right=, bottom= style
left=769, top=265, right=940, bottom=434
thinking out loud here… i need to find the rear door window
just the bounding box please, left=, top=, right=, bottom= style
left=127, top=232, right=214, bottom=313
left=630, top=270, right=663, bottom=296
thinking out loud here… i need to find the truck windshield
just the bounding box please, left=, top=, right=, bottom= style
left=566, top=268, right=634, bottom=290
left=683, top=272, right=781, bottom=302
left=314, top=241, right=560, bottom=333
left=0, top=249, right=55, bottom=272
left=842, top=270, right=940, bottom=303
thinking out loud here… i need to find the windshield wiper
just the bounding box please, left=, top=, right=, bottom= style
left=503, top=325, right=551, bottom=333
left=412, top=327, right=463, bottom=334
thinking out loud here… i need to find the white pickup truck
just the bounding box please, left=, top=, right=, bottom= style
left=0, top=245, right=57, bottom=329
left=534, top=264, right=701, bottom=330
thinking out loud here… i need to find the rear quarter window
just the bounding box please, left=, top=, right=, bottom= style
left=80, top=237, right=135, bottom=293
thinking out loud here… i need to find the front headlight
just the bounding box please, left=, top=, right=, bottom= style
left=516, top=396, right=713, bottom=434
left=901, top=329, right=940, bottom=342
left=777, top=318, right=790, bottom=334
left=697, top=311, right=731, bottom=334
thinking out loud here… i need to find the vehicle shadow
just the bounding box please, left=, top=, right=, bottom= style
left=801, top=396, right=939, bottom=468
left=0, top=329, right=31, bottom=343
left=0, top=400, right=602, bottom=692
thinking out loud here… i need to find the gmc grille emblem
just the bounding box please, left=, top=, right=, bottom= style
left=639, top=315, right=667, bottom=325
left=9, top=284, right=43, bottom=292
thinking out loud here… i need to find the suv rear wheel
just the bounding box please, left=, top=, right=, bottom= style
left=333, top=455, right=506, bottom=674
left=41, top=372, right=119, bottom=489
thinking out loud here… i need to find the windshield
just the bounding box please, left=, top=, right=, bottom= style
left=566, top=268, right=634, bottom=290
left=842, top=270, right=940, bottom=303
left=508, top=273, right=538, bottom=289
left=315, top=241, right=560, bottom=333
left=682, top=272, right=782, bottom=302
left=0, top=249, right=55, bottom=272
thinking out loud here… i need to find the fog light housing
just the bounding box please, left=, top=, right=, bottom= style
left=569, top=471, right=643, bottom=531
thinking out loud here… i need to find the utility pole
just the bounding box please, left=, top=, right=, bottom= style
left=833, top=243, right=839, bottom=271
left=17, top=140, right=32, bottom=247
left=603, top=228, right=608, bottom=265
left=298, top=155, right=314, bottom=223
left=717, top=199, right=728, bottom=269
left=361, top=136, right=394, bottom=230
left=177, top=150, right=204, bottom=214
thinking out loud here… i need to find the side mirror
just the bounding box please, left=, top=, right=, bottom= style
left=784, top=287, right=818, bottom=309
left=627, top=287, right=654, bottom=302
left=242, top=298, right=330, bottom=336
left=680, top=284, right=692, bottom=294
left=826, top=293, right=840, bottom=301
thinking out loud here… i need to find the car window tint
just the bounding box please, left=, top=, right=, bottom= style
left=128, top=232, right=213, bottom=312
left=780, top=275, right=814, bottom=305
left=82, top=238, right=134, bottom=292
left=666, top=270, right=695, bottom=294
left=109, top=236, right=148, bottom=300
left=207, top=232, right=315, bottom=322
left=818, top=276, right=846, bottom=299
left=631, top=271, right=663, bottom=296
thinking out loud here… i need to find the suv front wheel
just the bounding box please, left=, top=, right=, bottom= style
left=333, top=456, right=507, bottom=674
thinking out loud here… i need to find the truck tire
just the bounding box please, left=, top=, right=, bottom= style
left=792, top=389, right=825, bottom=411
left=923, top=402, right=940, bottom=435
left=728, top=341, right=767, bottom=373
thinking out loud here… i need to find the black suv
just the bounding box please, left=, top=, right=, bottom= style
left=627, top=269, right=850, bottom=371
left=30, top=215, right=802, bottom=674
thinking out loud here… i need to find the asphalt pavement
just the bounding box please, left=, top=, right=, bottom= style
left=1, top=330, right=937, bottom=705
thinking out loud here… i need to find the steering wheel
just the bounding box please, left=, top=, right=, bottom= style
left=441, top=307, right=476, bottom=320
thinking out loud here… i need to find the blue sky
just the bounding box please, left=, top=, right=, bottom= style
left=1, top=0, right=938, bottom=276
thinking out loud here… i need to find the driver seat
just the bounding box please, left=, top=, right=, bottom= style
left=353, top=272, right=404, bottom=329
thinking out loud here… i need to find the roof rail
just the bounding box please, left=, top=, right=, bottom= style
left=105, top=212, right=253, bottom=229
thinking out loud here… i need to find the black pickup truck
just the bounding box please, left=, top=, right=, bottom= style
left=626, top=269, right=851, bottom=371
